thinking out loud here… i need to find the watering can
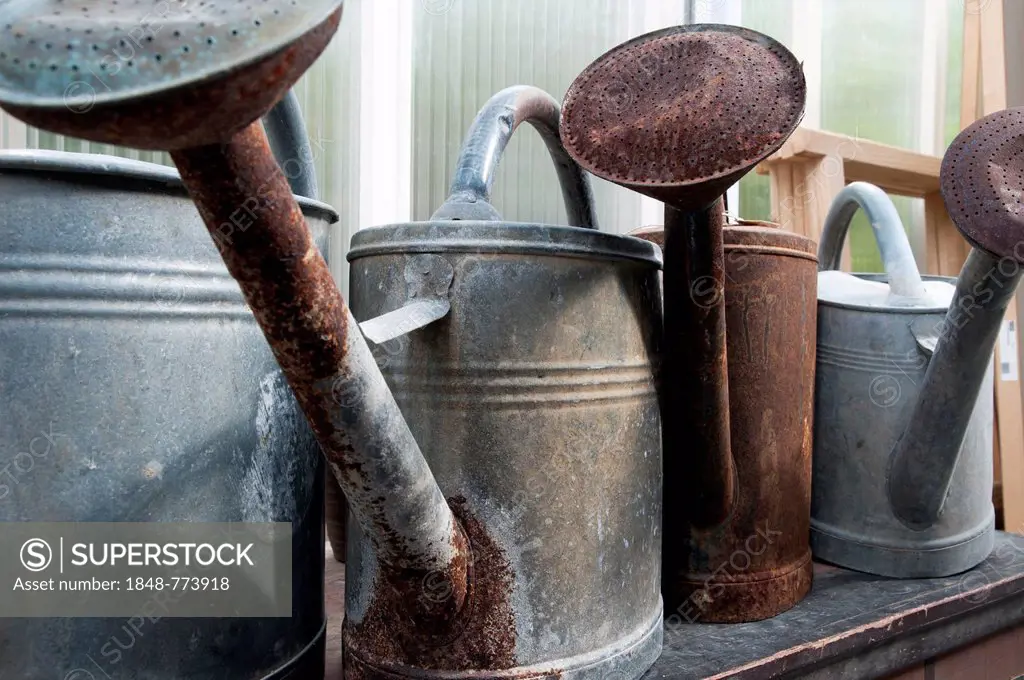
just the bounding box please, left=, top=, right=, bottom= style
left=0, top=4, right=665, bottom=678
left=343, top=84, right=664, bottom=678
left=559, top=25, right=814, bottom=622
left=628, top=217, right=818, bottom=623
left=0, top=90, right=336, bottom=678
left=812, top=178, right=1004, bottom=578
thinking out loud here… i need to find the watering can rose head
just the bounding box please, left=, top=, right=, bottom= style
left=0, top=0, right=344, bottom=149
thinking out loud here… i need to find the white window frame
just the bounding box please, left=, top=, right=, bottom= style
left=358, top=0, right=413, bottom=231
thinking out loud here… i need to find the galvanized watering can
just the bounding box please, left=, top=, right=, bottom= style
left=0, top=4, right=663, bottom=678
left=342, top=85, right=664, bottom=679
left=812, top=179, right=1004, bottom=578
left=0, top=91, right=336, bottom=678
left=559, top=25, right=814, bottom=622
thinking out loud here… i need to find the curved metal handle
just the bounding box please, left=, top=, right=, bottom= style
left=431, top=85, right=598, bottom=228
left=817, top=182, right=926, bottom=299
left=263, top=90, right=319, bottom=200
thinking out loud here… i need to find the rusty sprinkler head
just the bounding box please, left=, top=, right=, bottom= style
left=941, top=108, right=1024, bottom=262
left=560, top=24, right=806, bottom=210
left=563, top=26, right=805, bottom=536
left=0, top=0, right=343, bottom=149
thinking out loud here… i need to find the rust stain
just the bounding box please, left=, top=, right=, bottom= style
left=168, top=124, right=385, bottom=564
left=637, top=221, right=819, bottom=623
left=560, top=25, right=806, bottom=208
left=344, top=496, right=517, bottom=678
left=941, top=109, right=1024, bottom=262
left=172, top=124, right=348, bottom=390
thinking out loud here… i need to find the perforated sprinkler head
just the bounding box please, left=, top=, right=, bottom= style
left=560, top=24, right=806, bottom=211
left=941, top=107, right=1024, bottom=262
left=0, top=0, right=343, bottom=149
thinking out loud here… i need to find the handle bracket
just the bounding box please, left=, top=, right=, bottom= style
left=358, top=254, right=455, bottom=344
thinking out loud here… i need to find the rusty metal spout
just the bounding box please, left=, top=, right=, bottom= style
left=0, top=0, right=470, bottom=618
left=170, top=126, right=468, bottom=591
left=662, top=201, right=736, bottom=526
left=889, top=108, right=1024, bottom=530
left=560, top=24, right=806, bottom=528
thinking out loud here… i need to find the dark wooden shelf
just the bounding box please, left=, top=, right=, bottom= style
left=325, top=532, right=1024, bottom=679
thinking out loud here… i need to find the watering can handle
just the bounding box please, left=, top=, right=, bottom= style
left=817, top=182, right=926, bottom=299
left=360, top=86, right=599, bottom=344
left=431, top=85, right=599, bottom=229
left=263, top=90, right=319, bottom=200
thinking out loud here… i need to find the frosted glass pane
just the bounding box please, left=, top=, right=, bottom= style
left=738, top=0, right=794, bottom=224
left=821, top=0, right=925, bottom=147
left=821, top=0, right=925, bottom=273
left=411, top=0, right=685, bottom=234
left=739, top=0, right=950, bottom=277
left=0, top=0, right=962, bottom=273
left=943, top=0, right=966, bottom=147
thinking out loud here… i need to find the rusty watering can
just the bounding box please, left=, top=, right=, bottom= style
left=812, top=174, right=1005, bottom=577
left=0, top=92, right=335, bottom=680
left=560, top=25, right=814, bottom=622
left=0, top=4, right=665, bottom=679
left=628, top=217, right=818, bottom=623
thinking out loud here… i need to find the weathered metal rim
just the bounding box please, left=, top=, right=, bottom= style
left=0, top=1, right=343, bottom=109
left=722, top=244, right=818, bottom=262
left=0, top=149, right=339, bottom=223
left=809, top=520, right=995, bottom=578
left=669, top=558, right=812, bottom=623
left=678, top=551, right=812, bottom=584
left=818, top=273, right=957, bottom=313
left=809, top=513, right=996, bottom=554
left=343, top=599, right=663, bottom=679
left=260, top=619, right=327, bottom=680
left=348, top=222, right=663, bottom=267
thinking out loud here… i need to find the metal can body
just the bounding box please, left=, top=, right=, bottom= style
left=676, top=226, right=816, bottom=622
left=0, top=152, right=335, bottom=679
left=636, top=224, right=817, bottom=623
left=345, top=222, right=663, bottom=679
left=812, top=275, right=995, bottom=578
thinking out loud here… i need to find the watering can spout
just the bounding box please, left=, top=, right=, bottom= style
left=888, top=249, right=1018, bottom=529
left=662, top=200, right=737, bottom=527
left=0, top=0, right=472, bottom=623
left=886, top=110, right=1024, bottom=530
left=888, top=251, right=1016, bottom=529
left=559, top=24, right=807, bottom=529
